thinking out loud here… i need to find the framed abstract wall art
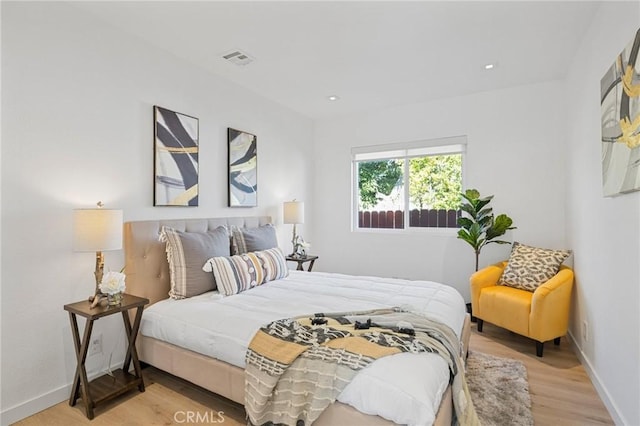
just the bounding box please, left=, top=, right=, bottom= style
left=154, top=106, right=199, bottom=206
left=600, top=28, right=640, bottom=197
left=228, top=128, right=257, bottom=207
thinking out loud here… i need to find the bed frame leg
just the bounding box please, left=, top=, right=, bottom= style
left=553, top=337, right=561, bottom=346
left=536, top=341, right=544, bottom=357
left=477, top=319, right=483, bottom=332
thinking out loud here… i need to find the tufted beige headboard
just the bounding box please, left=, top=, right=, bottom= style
left=124, top=216, right=272, bottom=306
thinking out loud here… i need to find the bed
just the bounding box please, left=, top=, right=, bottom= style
left=124, top=217, right=471, bottom=426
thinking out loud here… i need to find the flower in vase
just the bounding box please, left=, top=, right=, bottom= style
left=99, top=271, right=126, bottom=295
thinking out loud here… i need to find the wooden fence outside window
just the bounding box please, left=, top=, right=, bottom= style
left=358, top=209, right=461, bottom=229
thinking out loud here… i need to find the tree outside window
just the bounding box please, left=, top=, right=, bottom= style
left=409, top=155, right=462, bottom=210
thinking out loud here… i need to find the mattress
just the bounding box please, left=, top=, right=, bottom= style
left=140, top=271, right=466, bottom=425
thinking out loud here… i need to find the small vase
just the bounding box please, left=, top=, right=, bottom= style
left=107, top=292, right=123, bottom=306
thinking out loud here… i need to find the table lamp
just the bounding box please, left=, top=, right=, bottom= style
left=283, top=200, right=304, bottom=256
left=73, top=201, right=123, bottom=304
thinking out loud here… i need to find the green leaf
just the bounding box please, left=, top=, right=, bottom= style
left=475, top=198, right=493, bottom=212
left=485, top=214, right=513, bottom=240
left=458, top=229, right=473, bottom=245
left=457, top=217, right=474, bottom=229
left=487, top=239, right=511, bottom=245
left=468, top=222, right=482, bottom=240
left=477, top=215, right=493, bottom=228
left=494, top=213, right=513, bottom=227
left=464, top=189, right=480, bottom=200
left=460, top=203, right=478, bottom=218
left=457, top=229, right=470, bottom=239
left=476, top=207, right=493, bottom=219
left=457, top=227, right=481, bottom=250
left=492, top=214, right=513, bottom=232
left=457, top=230, right=477, bottom=248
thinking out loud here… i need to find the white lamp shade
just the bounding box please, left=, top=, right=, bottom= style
left=283, top=201, right=304, bottom=224
left=73, top=208, right=123, bottom=252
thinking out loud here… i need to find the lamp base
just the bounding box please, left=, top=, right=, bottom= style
left=88, top=250, right=106, bottom=309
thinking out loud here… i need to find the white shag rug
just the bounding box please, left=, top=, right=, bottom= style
left=465, top=350, right=534, bottom=426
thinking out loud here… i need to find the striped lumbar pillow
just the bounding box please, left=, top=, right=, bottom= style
left=256, top=247, right=289, bottom=282
left=203, top=252, right=265, bottom=296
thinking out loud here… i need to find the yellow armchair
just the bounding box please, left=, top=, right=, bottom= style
left=471, top=261, right=574, bottom=357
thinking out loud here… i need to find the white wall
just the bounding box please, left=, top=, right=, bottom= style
left=0, top=3, right=313, bottom=423
left=0, top=2, right=3, bottom=418
left=564, top=2, right=639, bottom=424
left=312, top=81, right=567, bottom=301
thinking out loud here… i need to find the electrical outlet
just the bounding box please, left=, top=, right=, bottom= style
left=582, top=321, right=588, bottom=341
left=89, top=333, right=102, bottom=356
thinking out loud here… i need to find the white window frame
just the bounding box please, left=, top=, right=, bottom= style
left=351, top=135, right=467, bottom=233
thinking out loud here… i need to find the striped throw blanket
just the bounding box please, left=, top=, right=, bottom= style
left=245, top=307, right=479, bottom=426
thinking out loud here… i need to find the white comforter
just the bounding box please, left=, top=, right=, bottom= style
left=140, top=271, right=466, bottom=425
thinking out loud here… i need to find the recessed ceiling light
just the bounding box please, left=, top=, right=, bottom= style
left=327, top=95, right=340, bottom=101
left=484, top=63, right=495, bottom=70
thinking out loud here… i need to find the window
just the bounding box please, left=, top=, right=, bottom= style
left=352, top=136, right=466, bottom=230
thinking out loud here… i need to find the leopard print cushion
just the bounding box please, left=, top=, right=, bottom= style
left=499, top=242, right=571, bottom=292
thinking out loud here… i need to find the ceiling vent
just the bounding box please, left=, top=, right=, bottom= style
left=222, top=49, right=254, bottom=66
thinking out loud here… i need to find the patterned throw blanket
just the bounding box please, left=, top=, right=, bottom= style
left=245, top=307, right=479, bottom=426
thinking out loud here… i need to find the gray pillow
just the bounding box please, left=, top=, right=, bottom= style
left=160, top=226, right=230, bottom=299
left=231, top=224, right=278, bottom=254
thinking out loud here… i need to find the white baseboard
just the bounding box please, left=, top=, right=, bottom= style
left=1, top=362, right=124, bottom=425
left=1, top=384, right=70, bottom=426
left=567, top=330, right=626, bottom=425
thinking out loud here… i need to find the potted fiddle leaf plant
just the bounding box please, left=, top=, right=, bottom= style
left=457, top=189, right=516, bottom=271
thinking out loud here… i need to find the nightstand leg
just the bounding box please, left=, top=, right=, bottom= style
left=307, top=259, right=316, bottom=272
left=68, top=313, right=95, bottom=419
left=121, top=306, right=145, bottom=392
left=296, top=263, right=304, bottom=271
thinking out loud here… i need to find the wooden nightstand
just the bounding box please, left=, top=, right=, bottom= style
left=64, top=294, right=149, bottom=419
left=285, top=254, right=318, bottom=272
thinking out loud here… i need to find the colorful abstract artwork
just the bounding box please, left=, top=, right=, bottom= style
left=600, top=28, right=640, bottom=196
left=228, top=128, right=257, bottom=207
left=154, top=106, right=199, bottom=206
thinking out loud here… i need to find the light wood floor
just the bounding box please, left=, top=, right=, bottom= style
left=16, top=323, right=613, bottom=425
left=469, top=322, right=613, bottom=425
